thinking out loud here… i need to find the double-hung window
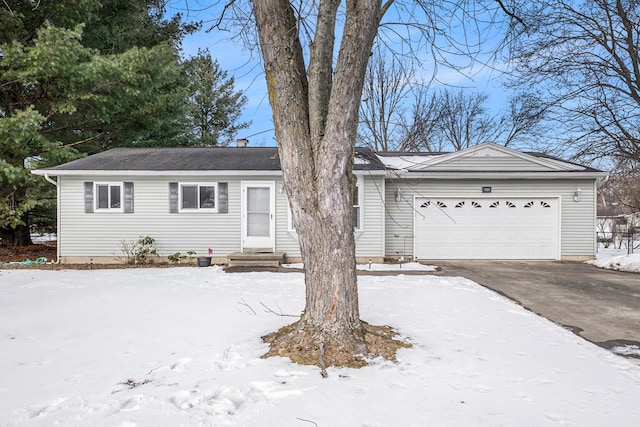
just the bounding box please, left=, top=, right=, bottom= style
left=96, top=183, right=123, bottom=212
left=84, top=181, right=133, bottom=213
left=179, top=183, right=218, bottom=212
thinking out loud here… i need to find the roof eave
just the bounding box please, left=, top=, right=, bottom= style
left=389, top=171, right=609, bottom=179
left=32, top=169, right=284, bottom=177
left=32, top=169, right=388, bottom=177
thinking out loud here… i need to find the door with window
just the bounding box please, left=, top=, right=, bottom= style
left=241, top=181, right=275, bottom=251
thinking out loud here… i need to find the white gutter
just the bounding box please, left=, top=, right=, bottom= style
left=388, top=171, right=609, bottom=180
left=32, top=169, right=285, bottom=177
left=32, top=169, right=388, bottom=177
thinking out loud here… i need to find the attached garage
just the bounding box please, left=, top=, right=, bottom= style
left=414, top=197, right=560, bottom=260
left=379, top=143, right=608, bottom=261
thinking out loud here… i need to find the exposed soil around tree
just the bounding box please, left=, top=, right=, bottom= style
left=262, top=320, right=411, bottom=374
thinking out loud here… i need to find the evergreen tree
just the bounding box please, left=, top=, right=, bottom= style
left=0, top=1, right=196, bottom=245
left=184, top=48, right=249, bottom=146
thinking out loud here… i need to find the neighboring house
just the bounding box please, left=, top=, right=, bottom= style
left=32, top=142, right=607, bottom=264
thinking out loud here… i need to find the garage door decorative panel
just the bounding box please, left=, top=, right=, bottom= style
left=414, top=197, right=559, bottom=260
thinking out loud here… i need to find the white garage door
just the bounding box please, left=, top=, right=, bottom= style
left=414, top=197, right=559, bottom=260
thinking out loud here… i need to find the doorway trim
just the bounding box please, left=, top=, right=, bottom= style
left=241, top=181, right=276, bottom=252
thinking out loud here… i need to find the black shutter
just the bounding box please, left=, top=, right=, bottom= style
left=123, top=182, right=134, bottom=213
left=84, top=182, right=93, bottom=213
left=169, top=182, right=179, bottom=213
left=218, top=182, right=228, bottom=213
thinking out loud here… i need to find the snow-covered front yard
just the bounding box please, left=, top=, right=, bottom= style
left=1, top=266, right=639, bottom=426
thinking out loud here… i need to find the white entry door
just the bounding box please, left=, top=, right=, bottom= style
left=242, top=181, right=275, bottom=250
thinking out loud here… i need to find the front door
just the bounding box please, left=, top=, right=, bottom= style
left=241, top=181, right=275, bottom=251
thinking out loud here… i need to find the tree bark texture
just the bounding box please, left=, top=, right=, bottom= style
left=252, top=0, right=383, bottom=355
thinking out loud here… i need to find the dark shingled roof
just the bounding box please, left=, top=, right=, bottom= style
left=45, top=147, right=386, bottom=172
left=49, top=147, right=282, bottom=171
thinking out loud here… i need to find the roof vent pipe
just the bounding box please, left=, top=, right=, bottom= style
left=236, top=138, right=249, bottom=148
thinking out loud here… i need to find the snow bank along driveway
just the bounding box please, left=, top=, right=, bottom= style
left=1, top=267, right=640, bottom=426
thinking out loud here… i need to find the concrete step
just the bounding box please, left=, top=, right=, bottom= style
left=226, top=251, right=285, bottom=268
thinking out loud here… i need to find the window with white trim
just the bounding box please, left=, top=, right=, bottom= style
left=179, top=183, right=218, bottom=212
left=353, top=182, right=362, bottom=230
left=95, top=182, right=123, bottom=212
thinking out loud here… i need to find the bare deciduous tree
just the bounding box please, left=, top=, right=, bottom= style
left=251, top=0, right=394, bottom=368
left=214, top=0, right=521, bottom=369
left=500, top=92, right=548, bottom=148
left=358, top=61, right=546, bottom=154
left=398, top=89, right=445, bottom=152
left=358, top=47, right=415, bottom=152
left=601, top=162, right=640, bottom=212
left=437, top=89, right=497, bottom=150
left=508, top=0, right=640, bottom=163
left=396, top=88, right=545, bottom=152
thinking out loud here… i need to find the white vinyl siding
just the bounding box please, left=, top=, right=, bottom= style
left=355, top=175, right=385, bottom=258
left=59, top=174, right=385, bottom=260
left=426, top=156, right=554, bottom=172
left=385, top=178, right=596, bottom=260
left=59, top=176, right=242, bottom=258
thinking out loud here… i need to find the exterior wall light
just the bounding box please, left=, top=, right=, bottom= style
left=395, top=188, right=402, bottom=202
left=573, top=188, right=582, bottom=202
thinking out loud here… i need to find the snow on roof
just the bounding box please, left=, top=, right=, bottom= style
left=375, top=153, right=444, bottom=170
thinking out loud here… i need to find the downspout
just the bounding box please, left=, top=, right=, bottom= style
left=44, top=173, right=57, bottom=187
left=43, top=173, right=61, bottom=264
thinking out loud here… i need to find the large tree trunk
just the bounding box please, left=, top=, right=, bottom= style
left=252, top=0, right=404, bottom=369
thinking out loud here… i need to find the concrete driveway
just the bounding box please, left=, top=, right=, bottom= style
left=432, top=260, right=640, bottom=352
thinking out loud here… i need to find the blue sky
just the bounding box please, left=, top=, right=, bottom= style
left=170, top=1, right=510, bottom=148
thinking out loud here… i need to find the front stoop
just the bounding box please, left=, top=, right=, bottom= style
left=226, top=251, right=286, bottom=268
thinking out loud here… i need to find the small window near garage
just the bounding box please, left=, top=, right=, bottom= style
left=436, top=201, right=447, bottom=208
left=455, top=201, right=465, bottom=208
left=420, top=201, right=431, bottom=208
left=471, top=201, right=482, bottom=208
left=506, top=201, right=516, bottom=208
left=95, top=183, right=123, bottom=212
left=540, top=201, right=551, bottom=208
left=489, top=201, right=500, bottom=208
left=179, top=183, right=218, bottom=212
left=353, top=182, right=362, bottom=230
left=524, top=201, right=534, bottom=208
